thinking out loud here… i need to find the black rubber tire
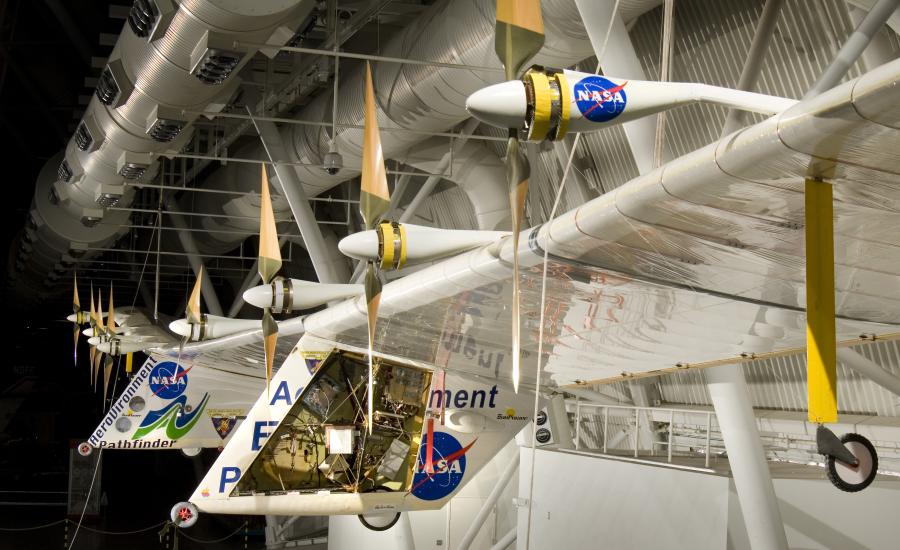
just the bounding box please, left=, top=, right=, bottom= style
left=357, top=485, right=400, bottom=531
left=357, top=511, right=401, bottom=532
left=825, top=432, right=878, bottom=493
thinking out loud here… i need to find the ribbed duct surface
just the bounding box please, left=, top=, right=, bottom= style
left=279, top=0, right=595, bottom=202
left=11, top=0, right=313, bottom=297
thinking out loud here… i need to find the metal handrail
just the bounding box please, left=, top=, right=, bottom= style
left=573, top=401, right=716, bottom=468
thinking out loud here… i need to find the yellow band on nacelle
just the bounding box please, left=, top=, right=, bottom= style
left=397, top=223, right=407, bottom=269
left=527, top=70, right=552, bottom=142
left=553, top=71, right=570, bottom=140
left=378, top=222, right=407, bottom=271
left=379, top=221, right=394, bottom=270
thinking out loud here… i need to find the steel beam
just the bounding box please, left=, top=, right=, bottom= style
left=166, top=205, right=224, bottom=316
left=837, top=347, right=900, bottom=396
left=228, top=236, right=288, bottom=318
left=573, top=0, right=657, bottom=174
left=706, top=364, right=788, bottom=550
left=489, top=527, right=516, bottom=550
left=721, top=0, right=785, bottom=136
left=252, top=118, right=341, bottom=284
left=456, top=452, right=520, bottom=550
left=398, top=118, right=480, bottom=224
left=847, top=5, right=898, bottom=71
left=804, top=0, right=900, bottom=99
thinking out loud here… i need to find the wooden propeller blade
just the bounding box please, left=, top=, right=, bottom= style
left=495, top=0, right=545, bottom=81
left=506, top=136, right=530, bottom=393
left=186, top=268, right=203, bottom=325
left=360, top=62, right=390, bottom=231
left=258, top=165, right=282, bottom=285
left=262, top=309, right=278, bottom=394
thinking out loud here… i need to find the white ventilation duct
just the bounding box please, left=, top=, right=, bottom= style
left=12, top=0, right=313, bottom=294
left=14, top=0, right=598, bottom=296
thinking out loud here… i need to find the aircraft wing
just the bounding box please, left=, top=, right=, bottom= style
left=296, top=57, right=900, bottom=389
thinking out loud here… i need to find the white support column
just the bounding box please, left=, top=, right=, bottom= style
left=721, top=0, right=784, bottom=136
left=489, top=527, right=516, bottom=550
left=457, top=452, right=520, bottom=550
left=573, top=0, right=658, bottom=174
left=166, top=204, right=224, bottom=317
left=227, top=235, right=289, bottom=318
left=254, top=118, right=341, bottom=284
left=847, top=5, right=898, bottom=70
left=804, top=0, right=900, bottom=99
left=398, top=117, right=480, bottom=225
left=837, top=347, right=900, bottom=396
left=706, top=364, right=788, bottom=550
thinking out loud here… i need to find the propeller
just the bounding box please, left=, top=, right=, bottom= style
left=71, top=273, right=82, bottom=366
left=494, top=0, right=545, bottom=393
left=88, top=284, right=97, bottom=385
left=170, top=269, right=263, bottom=341
left=103, top=285, right=116, bottom=400
left=92, top=288, right=104, bottom=390
left=258, top=164, right=283, bottom=393
left=359, top=61, right=392, bottom=435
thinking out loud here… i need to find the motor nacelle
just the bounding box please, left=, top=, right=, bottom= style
left=168, top=314, right=262, bottom=341
left=243, top=279, right=362, bottom=314
left=339, top=223, right=507, bottom=269
left=466, top=66, right=796, bottom=142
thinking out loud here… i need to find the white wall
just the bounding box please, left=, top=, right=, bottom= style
left=328, top=439, right=520, bottom=550
left=517, top=448, right=730, bottom=550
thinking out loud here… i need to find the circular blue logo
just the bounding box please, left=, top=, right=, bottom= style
left=411, top=431, right=469, bottom=501
left=573, top=76, right=628, bottom=123
left=149, top=361, right=188, bottom=400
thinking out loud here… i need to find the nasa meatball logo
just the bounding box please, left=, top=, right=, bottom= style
left=149, top=361, right=189, bottom=400
left=411, top=432, right=475, bottom=501
left=574, top=76, right=628, bottom=123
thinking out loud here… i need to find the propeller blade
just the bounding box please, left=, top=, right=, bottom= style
left=506, top=137, right=530, bottom=393
left=494, top=0, right=545, bottom=81
left=186, top=268, right=203, bottom=325
left=73, top=272, right=81, bottom=314
left=258, top=164, right=282, bottom=285
left=73, top=325, right=80, bottom=367
left=107, top=284, right=115, bottom=334
left=360, top=62, right=390, bottom=231
left=364, top=264, right=382, bottom=434
left=494, top=0, right=543, bottom=394
left=92, top=349, right=102, bottom=390
left=261, top=309, right=278, bottom=394
left=103, top=355, right=114, bottom=402
left=94, top=290, right=106, bottom=347
left=72, top=274, right=82, bottom=366
left=125, top=352, right=133, bottom=376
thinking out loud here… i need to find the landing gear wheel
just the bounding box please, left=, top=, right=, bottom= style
left=826, top=433, right=878, bottom=493
left=170, top=501, right=199, bottom=528
left=357, top=486, right=400, bottom=531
